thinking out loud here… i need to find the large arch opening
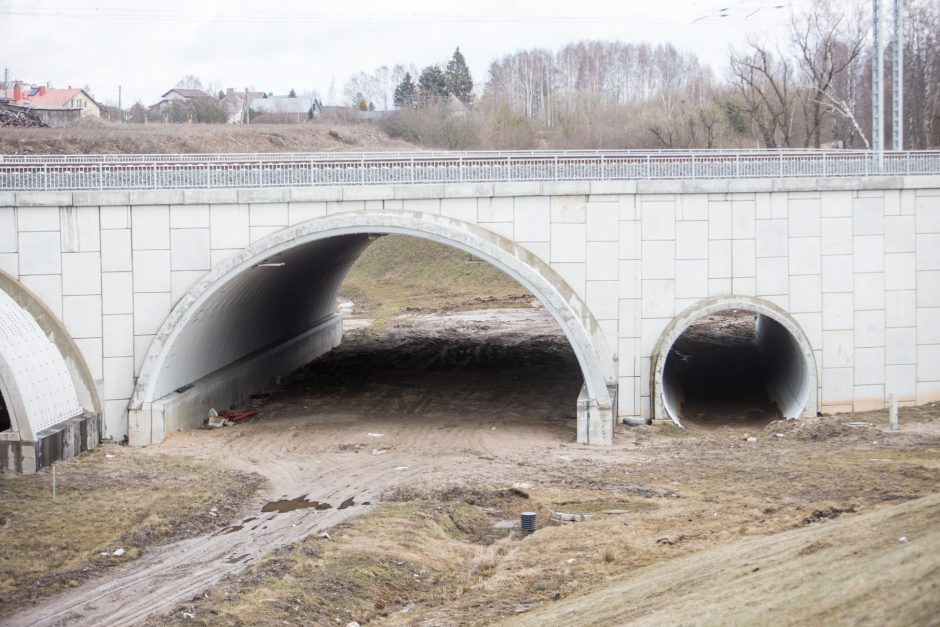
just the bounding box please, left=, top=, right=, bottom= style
left=130, top=212, right=616, bottom=447
left=652, top=297, right=817, bottom=428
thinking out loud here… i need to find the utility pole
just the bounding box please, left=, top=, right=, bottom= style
left=245, top=87, right=250, bottom=125
left=892, top=0, right=904, bottom=150
left=872, top=0, right=884, bottom=158
left=118, top=85, right=122, bottom=123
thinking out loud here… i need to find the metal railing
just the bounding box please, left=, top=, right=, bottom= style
left=1, top=150, right=938, bottom=191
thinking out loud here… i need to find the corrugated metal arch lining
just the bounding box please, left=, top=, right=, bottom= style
left=0, top=288, right=82, bottom=440
left=153, top=234, right=372, bottom=398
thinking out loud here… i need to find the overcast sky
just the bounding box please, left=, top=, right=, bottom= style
left=1, top=0, right=811, bottom=107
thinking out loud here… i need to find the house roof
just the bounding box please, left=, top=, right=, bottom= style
left=249, top=95, right=315, bottom=114
left=162, top=88, right=211, bottom=99
left=27, top=88, right=94, bottom=109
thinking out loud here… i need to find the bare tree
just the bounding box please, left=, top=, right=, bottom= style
left=729, top=39, right=798, bottom=148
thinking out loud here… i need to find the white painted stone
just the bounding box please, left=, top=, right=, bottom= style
left=855, top=310, right=886, bottom=347
left=731, top=239, right=756, bottom=278
left=885, top=190, right=901, bottom=216
left=915, top=234, right=940, bottom=270
left=853, top=235, right=885, bottom=273
left=586, top=241, right=618, bottom=281
left=586, top=280, right=619, bottom=319
left=822, top=367, right=853, bottom=403
left=853, top=196, right=885, bottom=235
left=619, top=222, right=640, bottom=259
left=100, top=206, right=130, bottom=229
left=210, top=204, right=250, bottom=249
left=770, top=191, right=788, bottom=219
left=170, top=228, right=210, bottom=271
left=676, top=260, right=708, bottom=298
left=886, top=290, right=916, bottom=327
left=708, top=278, right=732, bottom=297
left=249, top=203, right=289, bottom=227
left=885, top=364, right=916, bottom=401
left=103, top=314, right=134, bottom=357
left=618, top=195, right=637, bottom=221
left=288, top=201, right=327, bottom=225
left=170, top=204, right=210, bottom=229
left=756, top=257, right=788, bottom=295
left=854, top=272, right=886, bottom=310
left=756, top=220, right=787, bottom=257
left=0, top=208, right=15, bottom=252
left=17, top=206, right=59, bottom=231
left=676, top=221, right=708, bottom=259
left=131, top=205, right=170, bottom=250
left=820, top=190, right=852, bottom=217
left=708, top=240, right=731, bottom=278
left=514, top=197, right=550, bottom=242
left=521, top=242, right=549, bottom=263
left=884, top=253, right=915, bottom=291
left=821, top=292, right=854, bottom=332
left=640, top=280, right=675, bottom=317
left=100, top=229, right=132, bottom=272
left=619, top=298, right=641, bottom=338
left=820, top=217, right=852, bottom=255
left=618, top=260, right=640, bottom=299
left=440, top=198, right=478, bottom=223
left=821, top=255, right=853, bottom=293
left=641, top=241, right=675, bottom=279
left=134, top=334, right=155, bottom=376
left=789, top=237, right=821, bottom=275
left=0, top=253, right=16, bottom=277
left=918, top=307, right=940, bottom=344
left=915, top=194, right=940, bottom=232
left=19, top=275, right=62, bottom=318
left=60, top=206, right=100, bottom=253
left=823, top=330, right=854, bottom=368
left=731, top=200, right=755, bottom=239
left=886, top=327, right=917, bottom=365
left=885, top=215, right=915, bottom=253
left=328, top=200, right=365, bottom=216
left=133, top=250, right=171, bottom=292
left=641, top=199, right=675, bottom=240
left=73, top=337, right=102, bottom=381
left=586, top=202, right=619, bottom=242
left=550, top=223, right=586, bottom=263
left=854, top=385, right=885, bottom=411
left=552, top=263, right=586, bottom=302
left=133, top=292, right=171, bottom=335
left=61, top=252, right=101, bottom=296
left=789, top=197, right=821, bottom=237
left=477, top=197, right=513, bottom=223
left=63, top=294, right=102, bottom=339
left=249, top=225, right=281, bottom=244
left=550, top=196, right=586, bottom=223
left=917, top=271, right=940, bottom=307
left=618, top=337, right=639, bottom=377
left=854, top=347, right=886, bottom=385
left=680, top=194, right=707, bottom=220
left=732, top=277, right=756, bottom=296
left=101, top=272, right=133, bottom=315
left=641, top=317, right=671, bottom=356
left=790, top=274, right=822, bottom=313
left=917, top=345, right=940, bottom=383
left=103, top=356, right=135, bottom=400
left=479, top=221, right=513, bottom=240
left=18, top=231, right=61, bottom=275
left=708, top=201, right=731, bottom=239
left=171, top=270, right=205, bottom=304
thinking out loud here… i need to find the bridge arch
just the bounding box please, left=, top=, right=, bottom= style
left=130, top=211, right=616, bottom=445
left=651, top=295, right=818, bottom=427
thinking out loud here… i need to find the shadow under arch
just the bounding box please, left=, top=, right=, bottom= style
left=650, top=295, right=818, bottom=427
left=130, top=211, right=616, bottom=445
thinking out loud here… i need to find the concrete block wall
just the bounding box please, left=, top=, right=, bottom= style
left=2, top=177, right=939, bottom=440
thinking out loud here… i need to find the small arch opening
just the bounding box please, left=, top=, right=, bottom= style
left=661, top=309, right=811, bottom=428
left=0, top=391, right=10, bottom=433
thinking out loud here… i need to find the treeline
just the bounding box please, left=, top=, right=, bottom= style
left=370, top=0, right=940, bottom=150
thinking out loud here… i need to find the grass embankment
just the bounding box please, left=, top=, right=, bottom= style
left=0, top=445, right=264, bottom=611
left=157, top=406, right=940, bottom=625
left=340, top=234, right=533, bottom=327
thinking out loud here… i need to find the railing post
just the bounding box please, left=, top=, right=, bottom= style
left=646, top=155, right=651, bottom=178
left=205, top=163, right=211, bottom=188
left=822, top=153, right=827, bottom=177
left=691, top=154, right=696, bottom=179
left=554, top=155, right=559, bottom=180
left=360, top=158, right=365, bottom=185
left=43, top=164, right=48, bottom=191
left=410, top=157, right=415, bottom=184
left=507, top=155, right=512, bottom=182
left=459, top=156, right=464, bottom=182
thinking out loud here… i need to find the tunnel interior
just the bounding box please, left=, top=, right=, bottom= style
left=661, top=310, right=810, bottom=428
left=0, top=391, right=10, bottom=432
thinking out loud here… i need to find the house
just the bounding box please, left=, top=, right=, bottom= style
left=220, top=88, right=265, bottom=124
left=248, top=94, right=319, bottom=123
left=0, top=83, right=99, bottom=126
left=149, top=87, right=213, bottom=111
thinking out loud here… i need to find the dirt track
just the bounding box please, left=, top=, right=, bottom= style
left=6, top=308, right=940, bottom=625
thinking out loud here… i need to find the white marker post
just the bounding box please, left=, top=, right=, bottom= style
left=889, top=393, right=899, bottom=431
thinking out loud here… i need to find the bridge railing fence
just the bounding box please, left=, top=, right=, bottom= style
left=1, top=150, right=939, bottom=191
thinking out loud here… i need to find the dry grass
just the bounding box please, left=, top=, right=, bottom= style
left=0, top=444, right=264, bottom=611
left=152, top=406, right=940, bottom=625
left=339, top=234, right=532, bottom=328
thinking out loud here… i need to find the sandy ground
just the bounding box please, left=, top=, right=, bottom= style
left=5, top=308, right=940, bottom=625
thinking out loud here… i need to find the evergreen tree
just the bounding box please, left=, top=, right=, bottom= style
left=288, top=88, right=297, bottom=98
left=445, top=47, right=474, bottom=105
left=417, top=65, right=449, bottom=106
left=393, top=72, right=417, bottom=109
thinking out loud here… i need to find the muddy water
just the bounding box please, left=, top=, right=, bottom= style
left=261, top=496, right=332, bottom=513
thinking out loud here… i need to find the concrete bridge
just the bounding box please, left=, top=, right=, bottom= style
left=1, top=150, right=939, bottom=472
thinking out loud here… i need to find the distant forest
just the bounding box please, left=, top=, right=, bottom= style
left=345, top=0, right=939, bottom=150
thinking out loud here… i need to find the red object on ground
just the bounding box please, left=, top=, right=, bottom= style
left=218, top=410, right=256, bottom=422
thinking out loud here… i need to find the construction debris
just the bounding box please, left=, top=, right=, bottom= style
left=0, top=104, right=49, bottom=128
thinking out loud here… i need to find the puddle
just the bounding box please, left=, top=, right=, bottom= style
left=262, top=495, right=333, bottom=513
left=338, top=497, right=356, bottom=510
left=222, top=553, right=250, bottom=564
left=222, top=525, right=244, bottom=534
